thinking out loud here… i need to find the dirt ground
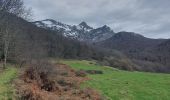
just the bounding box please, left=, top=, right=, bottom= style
left=14, top=63, right=104, bottom=100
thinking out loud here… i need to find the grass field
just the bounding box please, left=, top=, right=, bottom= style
left=0, top=66, right=18, bottom=100
left=62, top=60, right=170, bottom=100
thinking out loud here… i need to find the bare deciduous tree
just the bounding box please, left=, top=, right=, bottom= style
left=0, top=0, right=32, bottom=19
left=0, top=0, right=23, bottom=15
left=0, top=0, right=32, bottom=68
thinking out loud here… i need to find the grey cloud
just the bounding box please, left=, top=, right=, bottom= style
left=24, top=0, right=170, bottom=39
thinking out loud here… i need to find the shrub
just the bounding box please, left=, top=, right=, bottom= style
left=86, top=70, right=103, bottom=74
left=57, top=79, right=68, bottom=86
left=75, top=70, right=87, bottom=77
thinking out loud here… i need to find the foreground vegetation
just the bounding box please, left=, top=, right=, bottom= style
left=62, top=60, right=170, bottom=100
left=0, top=67, right=18, bottom=99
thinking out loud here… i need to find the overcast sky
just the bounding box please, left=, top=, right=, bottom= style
left=24, top=0, right=170, bottom=39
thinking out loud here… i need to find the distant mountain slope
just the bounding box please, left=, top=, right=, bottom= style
left=33, top=19, right=115, bottom=42
left=97, top=31, right=170, bottom=72
left=151, top=39, right=170, bottom=66
left=98, top=31, right=166, bottom=55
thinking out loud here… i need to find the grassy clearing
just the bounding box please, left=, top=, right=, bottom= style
left=0, top=66, right=18, bottom=100
left=62, top=60, right=170, bottom=100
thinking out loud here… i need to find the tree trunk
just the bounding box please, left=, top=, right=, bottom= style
left=3, top=23, right=10, bottom=69
left=3, top=56, right=6, bottom=69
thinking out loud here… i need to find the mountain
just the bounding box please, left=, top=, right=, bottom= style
left=98, top=31, right=166, bottom=54
left=97, top=31, right=170, bottom=72
left=87, top=25, right=114, bottom=42
left=1, top=13, right=146, bottom=73
left=151, top=39, right=170, bottom=66
left=33, top=19, right=170, bottom=73
left=78, top=21, right=93, bottom=31
left=0, top=13, right=108, bottom=61
left=33, top=19, right=115, bottom=42
left=33, top=19, right=75, bottom=38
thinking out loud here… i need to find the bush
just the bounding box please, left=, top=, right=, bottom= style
left=86, top=70, right=103, bottom=74
left=75, top=70, right=87, bottom=77
left=24, top=61, right=57, bottom=92
left=57, top=79, right=68, bottom=86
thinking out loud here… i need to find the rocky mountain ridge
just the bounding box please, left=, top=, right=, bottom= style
left=33, top=19, right=115, bottom=42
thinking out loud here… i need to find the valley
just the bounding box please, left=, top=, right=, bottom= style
left=0, top=0, right=170, bottom=99
left=33, top=19, right=170, bottom=73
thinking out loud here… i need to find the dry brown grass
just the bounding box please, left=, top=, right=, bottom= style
left=14, top=62, right=104, bottom=100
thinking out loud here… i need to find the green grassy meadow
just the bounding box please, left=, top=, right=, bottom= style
left=0, top=67, right=18, bottom=100
left=62, top=60, right=170, bottom=100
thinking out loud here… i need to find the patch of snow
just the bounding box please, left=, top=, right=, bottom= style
left=76, top=25, right=82, bottom=30
left=42, top=20, right=53, bottom=25
left=35, top=23, right=42, bottom=27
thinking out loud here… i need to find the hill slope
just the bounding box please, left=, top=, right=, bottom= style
left=0, top=13, right=107, bottom=61
left=0, top=67, right=17, bottom=99
left=62, top=60, right=170, bottom=100
left=98, top=31, right=166, bottom=55
left=97, top=31, right=169, bottom=72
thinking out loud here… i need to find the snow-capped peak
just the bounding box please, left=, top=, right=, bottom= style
left=76, top=21, right=93, bottom=32
left=42, top=19, right=56, bottom=24
left=102, top=25, right=110, bottom=29
left=79, top=22, right=93, bottom=29
left=33, top=19, right=115, bottom=42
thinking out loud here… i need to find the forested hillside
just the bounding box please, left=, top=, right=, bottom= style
left=0, top=11, right=138, bottom=72
left=97, top=32, right=170, bottom=72
left=33, top=18, right=170, bottom=73
left=0, top=12, right=107, bottom=64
